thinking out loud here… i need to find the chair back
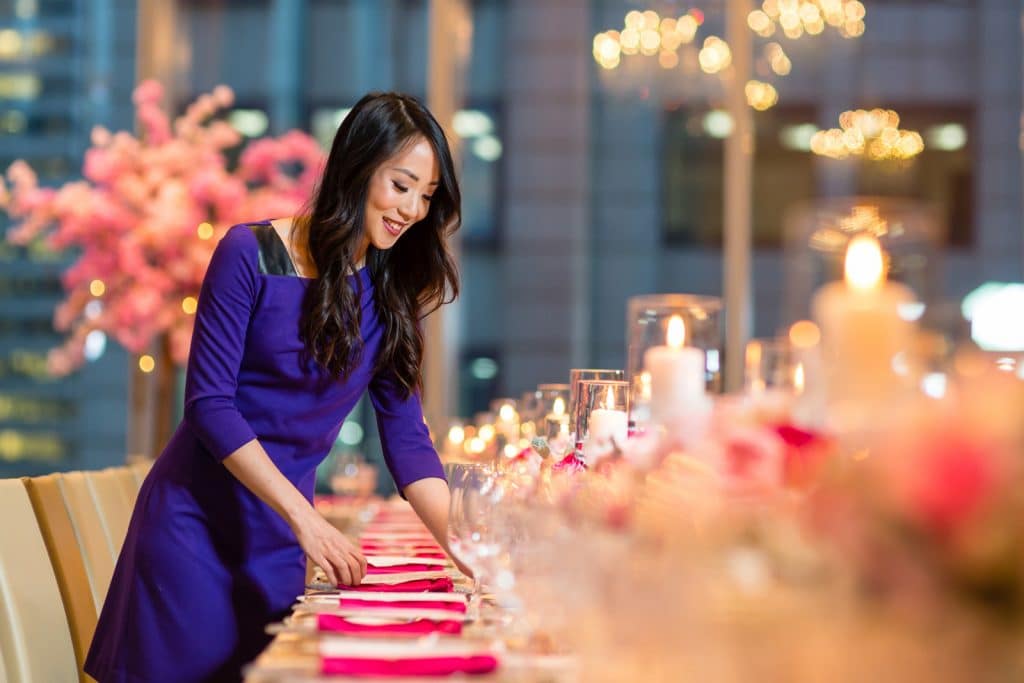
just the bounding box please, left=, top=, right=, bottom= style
left=0, top=479, right=79, bottom=683
left=23, top=475, right=98, bottom=682
left=60, top=472, right=117, bottom=608
left=86, top=469, right=133, bottom=558
left=128, top=459, right=153, bottom=488
left=112, top=466, right=140, bottom=509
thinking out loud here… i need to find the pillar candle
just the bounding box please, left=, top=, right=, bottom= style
left=811, top=234, right=916, bottom=403
left=584, top=386, right=628, bottom=462
left=643, top=315, right=707, bottom=424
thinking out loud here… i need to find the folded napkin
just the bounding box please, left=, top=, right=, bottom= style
left=367, top=563, right=440, bottom=575
left=361, top=540, right=441, bottom=548
left=361, top=532, right=437, bottom=541
left=321, top=654, right=498, bottom=677
left=340, top=597, right=467, bottom=613
left=362, top=547, right=446, bottom=559
left=317, top=613, right=462, bottom=636
left=346, top=577, right=454, bottom=593
left=366, top=555, right=448, bottom=568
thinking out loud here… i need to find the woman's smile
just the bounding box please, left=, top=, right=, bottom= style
left=383, top=217, right=405, bottom=236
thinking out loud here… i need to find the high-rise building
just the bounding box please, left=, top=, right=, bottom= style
left=0, top=0, right=138, bottom=476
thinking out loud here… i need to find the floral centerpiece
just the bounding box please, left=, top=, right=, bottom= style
left=0, top=80, right=325, bottom=374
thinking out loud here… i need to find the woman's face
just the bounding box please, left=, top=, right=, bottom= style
left=363, top=136, right=440, bottom=251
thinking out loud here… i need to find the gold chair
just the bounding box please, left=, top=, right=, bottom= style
left=23, top=475, right=98, bottom=682
left=113, top=466, right=140, bottom=509
left=60, top=471, right=117, bottom=609
left=0, top=479, right=79, bottom=682
left=85, top=468, right=133, bottom=559
left=128, top=459, right=153, bottom=489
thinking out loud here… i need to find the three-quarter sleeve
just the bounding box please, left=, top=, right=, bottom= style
left=182, top=226, right=260, bottom=460
left=368, top=370, right=446, bottom=491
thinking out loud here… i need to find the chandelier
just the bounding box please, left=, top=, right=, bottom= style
left=592, top=1, right=866, bottom=111
left=810, top=109, right=925, bottom=161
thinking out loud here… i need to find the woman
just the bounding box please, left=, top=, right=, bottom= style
left=85, top=92, right=461, bottom=682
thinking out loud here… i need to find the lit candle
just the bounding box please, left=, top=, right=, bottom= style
left=811, top=234, right=915, bottom=402
left=643, top=315, right=707, bottom=424
left=495, top=403, right=520, bottom=450
left=585, top=385, right=628, bottom=462
left=543, top=397, right=568, bottom=437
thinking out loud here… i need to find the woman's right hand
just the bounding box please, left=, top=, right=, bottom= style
left=291, top=508, right=367, bottom=587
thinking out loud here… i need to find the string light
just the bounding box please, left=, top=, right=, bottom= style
left=752, top=0, right=865, bottom=40
left=764, top=42, right=791, bottom=76
left=698, top=36, right=731, bottom=74
left=181, top=296, right=198, bottom=314
left=745, top=80, right=778, bottom=111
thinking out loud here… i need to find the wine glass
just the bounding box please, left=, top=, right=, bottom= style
left=447, top=463, right=500, bottom=621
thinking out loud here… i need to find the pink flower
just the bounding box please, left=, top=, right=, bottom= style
left=132, top=80, right=164, bottom=107
left=901, top=430, right=1002, bottom=537
left=211, top=85, right=234, bottom=108
left=552, top=453, right=586, bottom=474
left=718, top=425, right=785, bottom=491
left=83, top=149, right=118, bottom=184
left=2, top=80, right=325, bottom=374
left=775, top=423, right=832, bottom=490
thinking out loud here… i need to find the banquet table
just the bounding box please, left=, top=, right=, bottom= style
left=242, top=496, right=577, bottom=682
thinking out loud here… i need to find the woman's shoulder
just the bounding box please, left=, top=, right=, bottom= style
left=220, top=221, right=269, bottom=249
left=214, top=221, right=279, bottom=263
left=205, top=222, right=272, bottom=281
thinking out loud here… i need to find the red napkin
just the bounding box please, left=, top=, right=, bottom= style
left=317, top=613, right=462, bottom=636
left=367, top=564, right=439, bottom=575
left=321, top=654, right=498, bottom=677
left=339, top=597, right=467, bottom=613
left=347, top=577, right=454, bottom=593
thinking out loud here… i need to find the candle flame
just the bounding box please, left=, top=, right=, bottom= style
left=745, top=340, right=765, bottom=394
left=793, top=362, right=805, bottom=394
left=844, top=234, right=885, bottom=292
left=604, top=385, right=615, bottom=410
left=667, top=315, right=686, bottom=349
left=639, top=371, right=652, bottom=401
left=552, top=397, right=565, bottom=417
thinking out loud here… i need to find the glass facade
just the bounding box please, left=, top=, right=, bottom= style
left=0, top=0, right=135, bottom=476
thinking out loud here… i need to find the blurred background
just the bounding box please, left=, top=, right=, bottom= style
left=0, top=0, right=1019, bottom=490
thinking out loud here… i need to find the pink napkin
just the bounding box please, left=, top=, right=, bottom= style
left=362, top=549, right=447, bottom=560
left=317, top=613, right=462, bottom=636
left=321, top=654, right=498, bottom=677
left=367, top=564, right=439, bottom=575
left=362, top=541, right=441, bottom=550
left=346, top=577, right=454, bottom=593
left=339, top=597, right=467, bottom=613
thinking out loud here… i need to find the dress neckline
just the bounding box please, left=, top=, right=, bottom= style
left=254, top=220, right=368, bottom=282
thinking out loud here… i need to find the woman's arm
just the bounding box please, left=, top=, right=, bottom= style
left=403, top=477, right=472, bottom=577
left=222, top=439, right=366, bottom=586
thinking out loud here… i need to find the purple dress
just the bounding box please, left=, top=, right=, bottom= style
left=85, top=223, right=445, bottom=682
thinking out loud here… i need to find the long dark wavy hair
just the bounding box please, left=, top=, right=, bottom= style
left=299, top=92, right=460, bottom=396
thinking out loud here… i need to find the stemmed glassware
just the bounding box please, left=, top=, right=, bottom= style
left=447, top=463, right=502, bottom=622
